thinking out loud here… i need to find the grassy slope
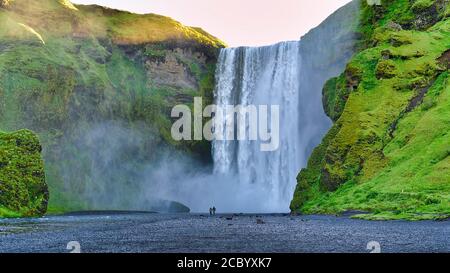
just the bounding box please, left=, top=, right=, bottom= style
left=0, top=0, right=224, bottom=212
left=291, top=0, right=450, bottom=220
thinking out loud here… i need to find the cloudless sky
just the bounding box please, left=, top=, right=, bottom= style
left=71, top=0, right=352, bottom=47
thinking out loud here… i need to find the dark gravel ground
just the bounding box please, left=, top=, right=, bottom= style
left=0, top=213, right=448, bottom=253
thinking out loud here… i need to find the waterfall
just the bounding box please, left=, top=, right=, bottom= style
left=157, top=1, right=358, bottom=213
left=212, top=41, right=324, bottom=211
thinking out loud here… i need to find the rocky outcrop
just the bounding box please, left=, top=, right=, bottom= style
left=144, top=47, right=210, bottom=91
left=410, top=0, right=449, bottom=29
left=0, top=130, right=48, bottom=217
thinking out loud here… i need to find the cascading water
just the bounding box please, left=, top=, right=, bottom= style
left=212, top=41, right=324, bottom=212
left=153, top=1, right=358, bottom=213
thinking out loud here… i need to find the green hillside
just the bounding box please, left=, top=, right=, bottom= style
left=0, top=0, right=224, bottom=213
left=0, top=130, right=48, bottom=217
left=291, top=0, right=450, bottom=220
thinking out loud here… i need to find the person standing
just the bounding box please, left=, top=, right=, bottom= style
left=212, top=206, right=216, bottom=216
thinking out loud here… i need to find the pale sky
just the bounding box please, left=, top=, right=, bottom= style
left=71, top=0, right=352, bottom=47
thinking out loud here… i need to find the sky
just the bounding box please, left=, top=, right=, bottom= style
left=71, top=0, right=352, bottom=47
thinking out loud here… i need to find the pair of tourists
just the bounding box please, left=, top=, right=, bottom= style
left=209, top=207, right=216, bottom=216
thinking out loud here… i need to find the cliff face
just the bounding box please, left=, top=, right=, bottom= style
left=0, top=130, right=48, bottom=217
left=0, top=0, right=224, bottom=211
left=296, top=0, right=361, bottom=157
left=291, top=0, right=450, bottom=220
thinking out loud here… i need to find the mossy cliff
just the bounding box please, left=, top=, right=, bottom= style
left=0, top=130, right=48, bottom=217
left=291, top=0, right=450, bottom=220
left=0, top=0, right=224, bottom=212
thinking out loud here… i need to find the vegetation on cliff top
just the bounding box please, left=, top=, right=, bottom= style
left=0, top=0, right=225, bottom=47
left=291, top=0, right=450, bottom=220
left=0, top=130, right=48, bottom=217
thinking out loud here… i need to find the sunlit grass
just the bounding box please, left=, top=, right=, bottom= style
left=17, top=23, right=45, bottom=44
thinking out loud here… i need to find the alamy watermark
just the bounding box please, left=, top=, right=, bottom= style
left=65, top=240, right=381, bottom=253
left=171, top=97, right=280, bottom=152
left=66, top=241, right=81, bottom=253
left=367, top=241, right=381, bottom=253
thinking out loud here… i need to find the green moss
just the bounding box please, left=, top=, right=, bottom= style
left=291, top=0, right=450, bottom=220
left=143, top=44, right=167, bottom=61
left=411, top=0, right=435, bottom=12
left=0, top=129, right=48, bottom=217
left=376, top=59, right=397, bottom=79
left=290, top=125, right=341, bottom=211
left=322, top=76, right=351, bottom=122
left=0, top=206, right=22, bottom=218
left=357, top=0, right=415, bottom=48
